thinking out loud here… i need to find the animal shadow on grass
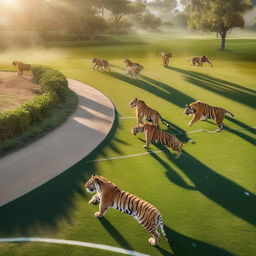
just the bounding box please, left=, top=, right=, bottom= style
left=164, top=120, right=194, bottom=144
left=155, top=227, right=235, bottom=256
left=103, top=71, right=195, bottom=108
left=98, top=217, right=134, bottom=251
left=151, top=146, right=256, bottom=226
left=167, top=66, right=256, bottom=109
left=205, top=118, right=256, bottom=146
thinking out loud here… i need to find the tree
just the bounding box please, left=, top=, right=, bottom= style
left=136, top=13, right=162, bottom=31
left=106, top=0, right=145, bottom=34
left=186, top=0, right=253, bottom=50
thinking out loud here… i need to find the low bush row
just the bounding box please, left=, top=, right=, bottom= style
left=0, top=65, right=68, bottom=143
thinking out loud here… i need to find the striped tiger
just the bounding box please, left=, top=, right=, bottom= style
left=12, top=60, right=31, bottom=76
left=184, top=101, right=234, bottom=132
left=127, top=65, right=144, bottom=78
left=190, top=56, right=213, bottom=67
left=159, top=52, right=172, bottom=67
left=92, top=58, right=111, bottom=71
left=129, top=97, right=170, bottom=127
left=132, top=123, right=183, bottom=158
left=124, top=58, right=141, bottom=68
left=84, top=175, right=173, bottom=246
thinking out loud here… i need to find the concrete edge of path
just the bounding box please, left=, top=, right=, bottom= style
left=0, top=78, right=116, bottom=207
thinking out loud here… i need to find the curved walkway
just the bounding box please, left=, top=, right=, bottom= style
left=0, top=78, right=115, bottom=207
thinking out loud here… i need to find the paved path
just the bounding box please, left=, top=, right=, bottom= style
left=0, top=78, right=115, bottom=207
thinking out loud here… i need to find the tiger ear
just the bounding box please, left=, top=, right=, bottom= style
left=185, top=104, right=188, bottom=107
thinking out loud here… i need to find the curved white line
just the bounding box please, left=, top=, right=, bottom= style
left=0, top=237, right=149, bottom=256
left=120, top=116, right=136, bottom=119
left=88, top=150, right=165, bottom=162
left=88, top=126, right=256, bottom=163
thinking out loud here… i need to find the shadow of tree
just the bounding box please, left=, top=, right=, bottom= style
left=103, top=71, right=195, bottom=108
left=150, top=147, right=256, bottom=226
left=0, top=112, right=120, bottom=236
left=164, top=120, right=193, bottom=144
left=225, top=116, right=256, bottom=135
left=148, top=148, right=196, bottom=191
left=167, top=67, right=256, bottom=109
left=155, top=227, right=235, bottom=256
left=98, top=217, right=134, bottom=251
left=203, top=117, right=256, bottom=146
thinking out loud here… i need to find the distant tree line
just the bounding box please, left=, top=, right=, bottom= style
left=0, top=0, right=253, bottom=49
left=0, top=0, right=182, bottom=40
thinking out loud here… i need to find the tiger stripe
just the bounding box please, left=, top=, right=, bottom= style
left=85, top=176, right=172, bottom=246
left=129, top=98, right=170, bottom=127
left=184, top=101, right=234, bottom=132
left=132, top=123, right=183, bottom=158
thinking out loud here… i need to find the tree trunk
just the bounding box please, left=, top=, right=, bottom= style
left=220, top=30, right=227, bottom=51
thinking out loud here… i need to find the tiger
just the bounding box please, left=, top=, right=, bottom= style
left=92, top=58, right=111, bottom=71
left=127, top=65, right=144, bottom=78
left=129, top=97, right=170, bottom=127
left=184, top=101, right=234, bottom=132
left=84, top=175, right=173, bottom=246
left=132, top=123, right=183, bottom=158
left=124, top=58, right=141, bottom=68
left=12, top=61, right=31, bottom=76
left=190, top=56, right=213, bottom=67
left=159, top=52, right=172, bottom=67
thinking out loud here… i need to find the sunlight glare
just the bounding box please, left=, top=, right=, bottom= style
left=1, top=0, right=16, bottom=5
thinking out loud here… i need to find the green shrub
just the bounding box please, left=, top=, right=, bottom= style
left=39, top=70, right=68, bottom=101
left=0, top=65, right=69, bottom=143
left=22, top=91, right=59, bottom=123
left=31, top=65, right=50, bottom=81
left=0, top=107, right=30, bottom=142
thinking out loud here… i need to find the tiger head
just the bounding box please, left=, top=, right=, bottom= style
left=201, top=56, right=208, bottom=62
left=131, top=124, right=144, bottom=135
left=84, top=175, right=116, bottom=193
left=92, top=58, right=97, bottom=63
left=84, top=175, right=100, bottom=193
left=184, top=104, right=195, bottom=115
left=129, top=97, right=138, bottom=108
left=137, top=65, right=144, bottom=71
left=12, top=61, right=17, bottom=66
left=124, top=58, right=129, bottom=63
left=159, top=52, right=165, bottom=57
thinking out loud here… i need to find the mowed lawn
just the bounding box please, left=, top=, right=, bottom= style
left=0, top=31, right=255, bottom=256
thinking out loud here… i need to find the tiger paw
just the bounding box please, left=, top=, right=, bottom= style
left=88, top=199, right=96, bottom=205
left=148, top=238, right=157, bottom=246
left=94, top=212, right=103, bottom=218
left=143, top=145, right=149, bottom=149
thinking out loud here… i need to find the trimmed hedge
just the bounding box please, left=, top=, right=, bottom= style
left=0, top=66, right=68, bottom=143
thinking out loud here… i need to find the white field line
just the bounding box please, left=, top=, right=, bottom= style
left=87, top=125, right=256, bottom=163
left=88, top=150, right=165, bottom=163
left=120, top=116, right=137, bottom=119
left=119, top=116, right=256, bottom=135
left=0, top=237, right=149, bottom=256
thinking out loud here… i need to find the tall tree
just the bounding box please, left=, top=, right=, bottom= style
left=106, top=0, right=145, bottom=34
left=186, top=0, right=253, bottom=50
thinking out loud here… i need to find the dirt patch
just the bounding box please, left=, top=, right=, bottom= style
left=0, top=72, right=40, bottom=113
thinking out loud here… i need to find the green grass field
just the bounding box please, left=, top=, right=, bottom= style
left=0, top=30, right=255, bottom=256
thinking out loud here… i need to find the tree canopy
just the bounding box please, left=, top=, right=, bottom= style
left=186, top=0, right=253, bottom=50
